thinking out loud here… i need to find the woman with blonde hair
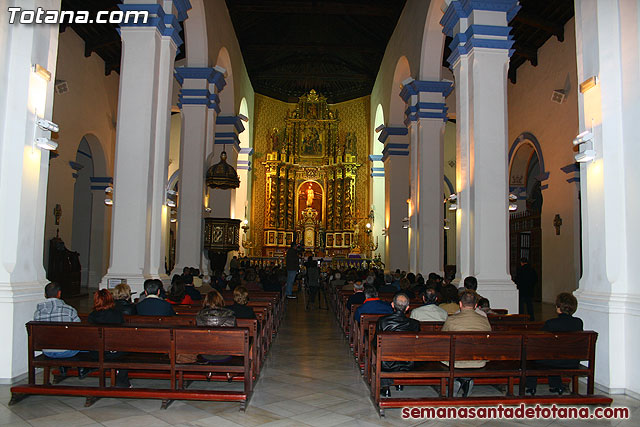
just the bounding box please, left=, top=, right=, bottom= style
left=196, top=290, right=236, bottom=327
left=112, top=283, right=136, bottom=315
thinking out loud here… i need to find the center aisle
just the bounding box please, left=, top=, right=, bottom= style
left=243, top=300, right=422, bottom=426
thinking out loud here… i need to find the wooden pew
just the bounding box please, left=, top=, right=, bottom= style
left=370, top=330, right=612, bottom=416
left=10, top=322, right=253, bottom=410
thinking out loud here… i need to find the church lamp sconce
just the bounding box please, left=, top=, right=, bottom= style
left=553, top=214, right=563, bottom=236
left=166, top=189, right=177, bottom=208
left=443, top=219, right=450, bottom=230
left=573, top=129, right=595, bottom=163
left=104, top=186, right=113, bottom=206
left=402, top=217, right=410, bottom=230
left=33, top=109, right=59, bottom=152
left=508, top=193, right=518, bottom=212
left=365, top=222, right=372, bottom=234
left=446, top=193, right=457, bottom=210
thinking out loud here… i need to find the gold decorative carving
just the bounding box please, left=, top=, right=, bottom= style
left=252, top=92, right=369, bottom=256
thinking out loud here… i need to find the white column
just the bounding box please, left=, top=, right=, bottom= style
left=369, top=155, right=386, bottom=263
left=0, top=0, right=61, bottom=382
left=573, top=0, right=640, bottom=397
left=401, top=80, right=453, bottom=275
left=442, top=0, right=520, bottom=312
left=380, top=126, right=410, bottom=272
left=172, top=68, right=226, bottom=275
left=101, top=1, right=186, bottom=293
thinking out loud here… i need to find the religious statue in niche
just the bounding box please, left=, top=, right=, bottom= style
left=269, top=128, right=281, bottom=151
left=345, top=132, right=357, bottom=155
left=298, top=181, right=323, bottom=223
left=300, top=126, right=323, bottom=157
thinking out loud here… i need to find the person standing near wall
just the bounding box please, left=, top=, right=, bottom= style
left=285, top=242, right=300, bottom=299
left=515, top=257, right=537, bottom=320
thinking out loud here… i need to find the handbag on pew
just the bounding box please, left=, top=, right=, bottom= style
left=176, top=353, right=198, bottom=364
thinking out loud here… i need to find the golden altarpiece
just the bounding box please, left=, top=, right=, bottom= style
left=260, top=90, right=363, bottom=256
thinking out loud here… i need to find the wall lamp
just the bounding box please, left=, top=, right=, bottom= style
left=33, top=110, right=59, bottom=151
left=573, top=129, right=596, bottom=163
left=32, top=64, right=51, bottom=82
left=579, top=76, right=598, bottom=93
left=402, top=217, right=410, bottom=229
left=166, top=189, right=178, bottom=207
left=104, top=186, right=113, bottom=206
left=447, top=193, right=458, bottom=210
left=508, top=194, right=518, bottom=212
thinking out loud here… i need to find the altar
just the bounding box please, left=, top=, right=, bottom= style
left=255, top=90, right=366, bottom=257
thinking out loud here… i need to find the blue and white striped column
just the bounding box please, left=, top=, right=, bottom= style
left=400, top=79, right=452, bottom=275
left=441, top=0, right=520, bottom=313
left=102, top=0, right=191, bottom=292
left=171, top=67, right=226, bottom=276
left=379, top=125, right=410, bottom=271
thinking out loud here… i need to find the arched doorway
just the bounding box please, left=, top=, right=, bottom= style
left=508, top=133, right=546, bottom=303
left=71, top=135, right=108, bottom=288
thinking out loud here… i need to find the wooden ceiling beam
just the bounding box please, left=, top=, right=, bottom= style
left=255, top=72, right=372, bottom=82
left=241, top=42, right=380, bottom=55
left=513, top=43, right=538, bottom=66
left=512, top=11, right=564, bottom=42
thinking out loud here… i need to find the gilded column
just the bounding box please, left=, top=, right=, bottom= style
left=278, top=166, right=287, bottom=229
left=267, top=165, right=277, bottom=229
left=287, top=173, right=295, bottom=230
left=335, top=169, right=344, bottom=230
left=326, top=169, right=335, bottom=230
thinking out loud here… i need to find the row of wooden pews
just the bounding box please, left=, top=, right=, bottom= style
left=327, top=285, right=612, bottom=417
left=9, top=289, right=285, bottom=411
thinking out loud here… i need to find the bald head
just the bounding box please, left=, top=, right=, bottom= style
left=392, top=293, right=410, bottom=313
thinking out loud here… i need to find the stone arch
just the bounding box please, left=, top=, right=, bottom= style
left=184, top=0, right=208, bottom=67
left=71, top=134, right=109, bottom=288
left=508, top=132, right=549, bottom=200
left=419, top=0, right=447, bottom=80
left=390, top=56, right=411, bottom=125
left=216, top=46, right=234, bottom=115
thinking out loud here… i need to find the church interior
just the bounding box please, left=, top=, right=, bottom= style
left=1, top=0, right=639, bottom=425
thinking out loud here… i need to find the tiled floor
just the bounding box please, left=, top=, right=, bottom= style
left=2, top=298, right=637, bottom=426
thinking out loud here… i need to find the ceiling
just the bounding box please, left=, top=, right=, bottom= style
left=224, top=0, right=407, bottom=103
left=61, top=0, right=574, bottom=101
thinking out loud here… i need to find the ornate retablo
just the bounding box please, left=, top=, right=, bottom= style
left=260, top=90, right=362, bottom=256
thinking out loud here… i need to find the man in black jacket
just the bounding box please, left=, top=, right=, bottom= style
left=526, top=292, right=583, bottom=395
left=515, top=257, right=537, bottom=320
left=136, top=279, right=175, bottom=316
left=285, top=243, right=300, bottom=299
left=376, top=292, right=419, bottom=397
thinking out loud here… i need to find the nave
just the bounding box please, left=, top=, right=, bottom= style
left=1, top=298, right=638, bottom=427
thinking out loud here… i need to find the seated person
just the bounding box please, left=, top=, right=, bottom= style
left=330, top=272, right=345, bottom=288
left=354, top=286, right=393, bottom=323
left=346, top=281, right=365, bottom=311
left=477, top=297, right=497, bottom=315
left=112, top=283, right=136, bottom=315
left=167, top=277, right=194, bottom=305
left=183, top=274, right=203, bottom=301
left=194, top=290, right=237, bottom=363
left=190, top=267, right=203, bottom=288
left=243, top=269, right=262, bottom=291
left=410, top=286, right=448, bottom=322
left=378, top=274, right=397, bottom=293
left=136, top=279, right=175, bottom=316
left=33, top=282, right=81, bottom=361
left=442, top=289, right=491, bottom=397
left=341, top=279, right=355, bottom=292
left=526, top=292, right=583, bottom=395
left=398, top=278, right=415, bottom=299
left=88, top=289, right=124, bottom=324
left=87, top=289, right=130, bottom=387
left=376, top=293, right=420, bottom=397
left=438, top=284, right=460, bottom=315
left=226, top=286, right=257, bottom=319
